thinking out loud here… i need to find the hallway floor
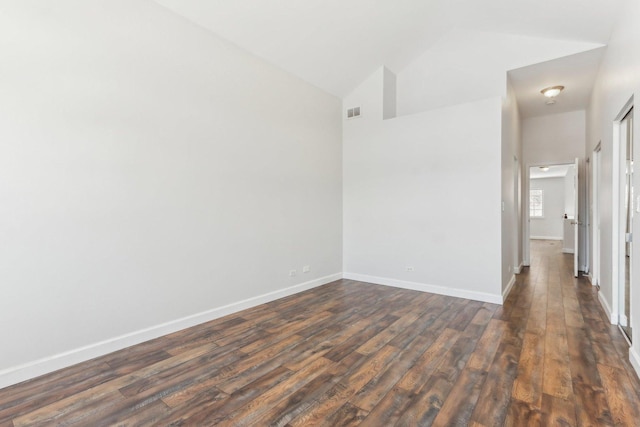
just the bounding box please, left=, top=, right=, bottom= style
left=0, top=240, right=639, bottom=425
left=516, top=239, right=640, bottom=425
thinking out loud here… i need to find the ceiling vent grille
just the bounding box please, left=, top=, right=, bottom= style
left=346, top=106, right=361, bottom=119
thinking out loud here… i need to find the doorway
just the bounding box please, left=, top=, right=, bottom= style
left=618, top=107, right=634, bottom=342
left=528, top=163, right=578, bottom=274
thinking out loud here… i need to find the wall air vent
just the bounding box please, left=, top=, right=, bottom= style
left=346, top=106, right=361, bottom=119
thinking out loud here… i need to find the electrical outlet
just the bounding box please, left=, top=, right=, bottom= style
left=303, top=265, right=310, bottom=273
left=289, top=270, right=296, bottom=277
left=405, top=266, right=414, bottom=272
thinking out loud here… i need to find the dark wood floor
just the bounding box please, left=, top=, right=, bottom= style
left=1, top=240, right=639, bottom=426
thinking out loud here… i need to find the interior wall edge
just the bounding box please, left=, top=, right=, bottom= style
left=0, top=272, right=343, bottom=390
left=503, top=274, right=517, bottom=302
left=597, top=291, right=617, bottom=325
left=514, top=262, right=524, bottom=274
left=342, top=273, right=503, bottom=305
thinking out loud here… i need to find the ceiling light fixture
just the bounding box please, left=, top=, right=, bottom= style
left=541, top=85, right=564, bottom=98
left=539, top=166, right=550, bottom=172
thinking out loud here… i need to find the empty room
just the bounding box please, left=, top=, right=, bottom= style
left=1, top=0, right=640, bottom=425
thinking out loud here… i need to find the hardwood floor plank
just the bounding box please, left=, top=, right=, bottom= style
left=216, top=356, right=333, bottom=425
left=540, top=393, right=577, bottom=427
left=321, top=402, right=369, bottom=426
left=107, top=398, right=173, bottom=427
left=469, top=343, right=520, bottom=426
left=470, top=303, right=498, bottom=326
left=395, top=328, right=460, bottom=392
left=597, top=363, right=640, bottom=426
left=349, top=333, right=435, bottom=412
left=0, top=362, right=118, bottom=423
left=157, top=388, right=229, bottom=426
left=512, top=331, right=544, bottom=406
left=395, top=373, right=451, bottom=426
left=466, top=318, right=507, bottom=372
left=253, top=354, right=358, bottom=426
left=12, top=388, right=125, bottom=427
left=287, top=345, right=400, bottom=426
left=323, top=314, right=399, bottom=362
left=358, top=386, right=414, bottom=427
left=431, top=368, right=487, bottom=427
left=572, top=381, right=614, bottom=427
left=503, top=398, right=542, bottom=427
left=162, top=365, right=292, bottom=426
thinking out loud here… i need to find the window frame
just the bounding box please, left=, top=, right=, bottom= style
left=530, top=188, right=544, bottom=219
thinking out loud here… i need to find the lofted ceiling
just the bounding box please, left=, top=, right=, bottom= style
left=154, top=0, right=623, bottom=113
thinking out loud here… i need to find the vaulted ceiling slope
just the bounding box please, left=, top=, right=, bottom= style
left=154, top=0, right=623, bottom=98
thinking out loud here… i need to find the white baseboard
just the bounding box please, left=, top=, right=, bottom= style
left=342, top=273, right=502, bottom=305
left=620, top=313, right=629, bottom=328
left=0, top=273, right=342, bottom=390
left=597, top=292, right=617, bottom=325
left=586, top=273, right=594, bottom=285
left=503, top=275, right=516, bottom=302
left=514, top=263, right=523, bottom=274
left=530, top=236, right=563, bottom=240
left=630, top=346, right=640, bottom=380
left=562, top=248, right=574, bottom=254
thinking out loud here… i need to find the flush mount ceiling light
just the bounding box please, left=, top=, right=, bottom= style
left=541, top=85, right=564, bottom=98
left=539, top=166, right=550, bottom=172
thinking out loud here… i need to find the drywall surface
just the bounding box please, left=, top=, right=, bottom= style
left=501, top=78, right=523, bottom=294
left=523, top=111, right=586, bottom=166
left=344, top=73, right=503, bottom=301
left=0, top=1, right=342, bottom=385
left=586, top=0, right=640, bottom=372
left=529, top=177, right=565, bottom=239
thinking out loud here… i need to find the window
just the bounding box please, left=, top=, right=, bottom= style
left=530, top=189, right=544, bottom=218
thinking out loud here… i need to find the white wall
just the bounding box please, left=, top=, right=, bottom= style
left=343, top=69, right=503, bottom=303
left=530, top=177, right=565, bottom=239
left=523, top=111, right=586, bottom=165
left=0, top=1, right=342, bottom=387
left=522, top=110, right=587, bottom=269
left=586, top=0, right=640, bottom=375
left=501, top=78, right=523, bottom=292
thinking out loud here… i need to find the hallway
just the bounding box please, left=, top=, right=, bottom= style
left=1, top=241, right=639, bottom=425
left=511, top=239, right=640, bottom=425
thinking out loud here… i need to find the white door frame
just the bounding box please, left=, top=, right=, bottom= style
left=523, top=161, right=579, bottom=266
left=514, top=156, right=522, bottom=273
left=592, top=143, right=601, bottom=288
left=574, top=157, right=580, bottom=277
left=612, top=98, right=634, bottom=326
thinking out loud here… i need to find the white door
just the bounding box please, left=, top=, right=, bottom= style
left=573, top=157, right=579, bottom=277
